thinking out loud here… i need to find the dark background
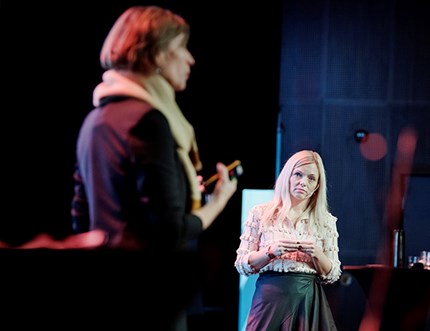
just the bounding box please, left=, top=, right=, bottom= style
left=1, top=1, right=281, bottom=330
left=1, top=0, right=282, bottom=240
left=1, top=1, right=429, bottom=330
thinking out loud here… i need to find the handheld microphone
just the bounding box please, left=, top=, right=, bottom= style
left=204, top=160, right=243, bottom=187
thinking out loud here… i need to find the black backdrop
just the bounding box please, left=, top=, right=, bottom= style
left=1, top=1, right=283, bottom=329
left=2, top=0, right=283, bottom=239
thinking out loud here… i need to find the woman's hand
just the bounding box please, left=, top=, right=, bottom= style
left=270, top=239, right=316, bottom=257
left=193, top=162, right=237, bottom=230
left=210, top=162, right=238, bottom=205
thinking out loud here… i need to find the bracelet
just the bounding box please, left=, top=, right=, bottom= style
left=265, top=245, right=276, bottom=260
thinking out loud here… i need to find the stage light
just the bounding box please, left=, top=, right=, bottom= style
left=354, top=129, right=369, bottom=143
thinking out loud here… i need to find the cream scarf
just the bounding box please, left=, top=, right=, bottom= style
left=93, top=69, right=202, bottom=210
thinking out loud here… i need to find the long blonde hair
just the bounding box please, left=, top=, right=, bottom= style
left=262, top=150, right=329, bottom=227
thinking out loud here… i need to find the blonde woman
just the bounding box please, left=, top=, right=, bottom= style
left=235, top=150, right=341, bottom=331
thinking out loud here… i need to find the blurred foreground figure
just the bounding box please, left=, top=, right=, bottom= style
left=69, top=6, right=237, bottom=331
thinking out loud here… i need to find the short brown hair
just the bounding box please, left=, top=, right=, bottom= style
left=100, top=6, right=190, bottom=75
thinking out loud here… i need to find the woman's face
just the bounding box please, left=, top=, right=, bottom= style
left=156, top=33, right=195, bottom=91
left=289, top=163, right=319, bottom=202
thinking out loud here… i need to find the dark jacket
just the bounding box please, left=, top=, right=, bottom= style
left=71, top=96, right=203, bottom=250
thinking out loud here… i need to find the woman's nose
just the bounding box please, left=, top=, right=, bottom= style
left=188, top=51, right=195, bottom=66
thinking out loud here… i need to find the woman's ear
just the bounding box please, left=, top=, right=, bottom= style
left=154, top=51, right=167, bottom=70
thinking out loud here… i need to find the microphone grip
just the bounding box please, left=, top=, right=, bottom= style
left=204, top=160, right=242, bottom=187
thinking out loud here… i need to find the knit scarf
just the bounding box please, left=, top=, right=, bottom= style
left=93, top=69, right=202, bottom=210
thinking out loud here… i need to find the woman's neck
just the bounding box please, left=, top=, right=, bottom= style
left=287, top=200, right=309, bottom=223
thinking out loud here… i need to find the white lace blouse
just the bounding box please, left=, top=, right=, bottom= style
left=234, top=203, right=341, bottom=284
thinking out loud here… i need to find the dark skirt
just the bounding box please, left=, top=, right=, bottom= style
left=246, top=272, right=337, bottom=331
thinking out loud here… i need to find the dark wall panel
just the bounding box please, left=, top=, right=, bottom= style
left=326, top=0, right=392, bottom=99
left=279, top=1, right=430, bottom=329
left=280, top=0, right=325, bottom=100
left=393, top=1, right=430, bottom=101
left=279, top=0, right=430, bottom=265
left=324, top=105, right=390, bottom=264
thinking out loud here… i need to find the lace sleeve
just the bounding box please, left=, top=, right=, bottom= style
left=234, top=206, right=262, bottom=276
left=320, top=213, right=341, bottom=284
